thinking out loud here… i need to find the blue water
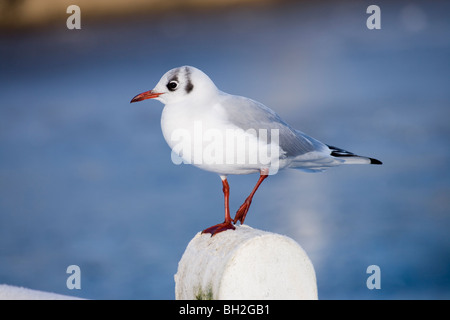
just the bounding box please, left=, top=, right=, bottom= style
left=1, top=1, right=449, bottom=299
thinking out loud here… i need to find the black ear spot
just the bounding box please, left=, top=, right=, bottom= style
left=185, top=80, right=194, bottom=93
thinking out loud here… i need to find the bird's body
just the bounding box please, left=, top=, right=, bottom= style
left=131, top=66, right=381, bottom=235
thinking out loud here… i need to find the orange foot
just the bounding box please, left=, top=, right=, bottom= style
left=202, top=221, right=235, bottom=236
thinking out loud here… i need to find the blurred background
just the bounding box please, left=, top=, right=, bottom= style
left=0, top=0, right=449, bottom=299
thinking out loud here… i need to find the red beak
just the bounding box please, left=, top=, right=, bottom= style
left=130, top=90, right=164, bottom=103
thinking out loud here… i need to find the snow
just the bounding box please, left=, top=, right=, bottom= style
left=0, top=284, right=83, bottom=300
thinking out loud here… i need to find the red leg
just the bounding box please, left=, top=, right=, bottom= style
left=233, top=173, right=268, bottom=225
left=202, top=177, right=235, bottom=236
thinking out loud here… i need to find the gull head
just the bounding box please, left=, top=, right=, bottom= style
left=130, top=66, right=218, bottom=105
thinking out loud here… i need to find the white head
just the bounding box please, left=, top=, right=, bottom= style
left=130, top=66, right=218, bottom=105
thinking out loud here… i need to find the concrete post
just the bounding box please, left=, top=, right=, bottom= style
left=175, top=225, right=318, bottom=300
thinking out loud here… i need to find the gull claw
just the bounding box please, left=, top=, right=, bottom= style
left=202, top=222, right=235, bottom=237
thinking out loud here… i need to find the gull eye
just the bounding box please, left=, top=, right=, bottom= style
left=167, top=81, right=178, bottom=91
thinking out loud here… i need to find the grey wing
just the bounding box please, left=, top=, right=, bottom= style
left=220, top=94, right=328, bottom=159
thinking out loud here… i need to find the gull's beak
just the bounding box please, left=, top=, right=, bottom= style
left=130, top=90, right=164, bottom=103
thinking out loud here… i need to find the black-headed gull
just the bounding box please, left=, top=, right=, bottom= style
left=131, top=66, right=381, bottom=236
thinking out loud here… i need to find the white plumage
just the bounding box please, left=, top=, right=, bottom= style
left=131, top=66, right=381, bottom=235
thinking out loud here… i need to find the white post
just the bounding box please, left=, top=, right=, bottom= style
left=174, top=225, right=318, bottom=300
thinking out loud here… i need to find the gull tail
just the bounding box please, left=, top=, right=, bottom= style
left=327, top=145, right=382, bottom=165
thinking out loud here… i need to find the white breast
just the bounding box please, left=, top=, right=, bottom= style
left=160, top=100, right=283, bottom=175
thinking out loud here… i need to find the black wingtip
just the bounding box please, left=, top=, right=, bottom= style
left=370, top=158, right=383, bottom=165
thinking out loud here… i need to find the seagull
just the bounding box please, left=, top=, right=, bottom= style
left=131, top=66, right=382, bottom=236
